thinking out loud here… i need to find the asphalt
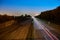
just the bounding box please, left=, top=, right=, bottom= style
left=0, top=20, right=33, bottom=40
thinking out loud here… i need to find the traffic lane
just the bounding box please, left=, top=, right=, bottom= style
left=0, top=21, right=31, bottom=39
left=33, top=22, right=56, bottom=40
left=2, top=22, right=32, bottom=40
left=32, top=17, right=58, bottom=40
left=37, top=19, right=60, bottom=39
left=0, top=21, right=21, bottom=38
left=0, top=19, right=32, bottom=34
left=42, top=23, right=60, bottom=39
left=33, top=29, right=45, bottom=40
left=0, top=20, right=15, bottom=29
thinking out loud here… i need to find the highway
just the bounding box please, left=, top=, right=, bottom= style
left=32, top=16, right=59, bottom=40
left=0, top=20, right=33, bottom=40
left=0, top=17, right=60, bottom=40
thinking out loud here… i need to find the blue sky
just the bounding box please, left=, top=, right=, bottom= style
left=0, top=0, right=60, bottom=16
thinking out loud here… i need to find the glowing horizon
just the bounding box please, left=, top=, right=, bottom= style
left=0, top=0, right=60, bottom=16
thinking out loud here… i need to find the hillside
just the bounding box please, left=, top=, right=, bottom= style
left=36, top=6, right=60, bottom=24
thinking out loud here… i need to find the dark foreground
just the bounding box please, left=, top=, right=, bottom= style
left=0, top=19, right=33, bottom=40
left=0, top=17, right=60, bottom=40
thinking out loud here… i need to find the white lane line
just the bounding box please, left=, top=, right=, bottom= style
left=32, top=16, right=59, bottom=40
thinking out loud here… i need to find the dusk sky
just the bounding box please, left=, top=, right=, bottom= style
left=0, top=0, right=60, bottom=16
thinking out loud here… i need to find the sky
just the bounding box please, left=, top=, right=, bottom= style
left=0, top=0, right=60, bottom=16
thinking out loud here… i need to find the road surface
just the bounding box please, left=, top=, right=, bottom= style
left=32, top=16, right=60, bottom=40
left=0, top=20, right=33, bottom=40
left=0, top=17, right=60, bottom=40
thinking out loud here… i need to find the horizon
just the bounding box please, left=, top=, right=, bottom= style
left=0, top=0, right=60, bottom=16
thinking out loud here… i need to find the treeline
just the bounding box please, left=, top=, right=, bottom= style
left=36, top=6, right=60, bottom=24
left=15, top=14, right=31, bottom=22
left=0, top=14, right=14, bottom=23
left=0, top=14, right=31, bottom=23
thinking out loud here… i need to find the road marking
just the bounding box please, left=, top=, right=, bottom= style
left=32, top=16, right=59, bottom=40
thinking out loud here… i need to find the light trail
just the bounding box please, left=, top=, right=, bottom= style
left=32, top=16, right=59, bottom=40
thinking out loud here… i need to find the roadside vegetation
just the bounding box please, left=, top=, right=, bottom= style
left=36, top=6, right=60, bottom=24
left=0, top=14, right=31, bottom=23
left=0, top=14, right=14, bottom=23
